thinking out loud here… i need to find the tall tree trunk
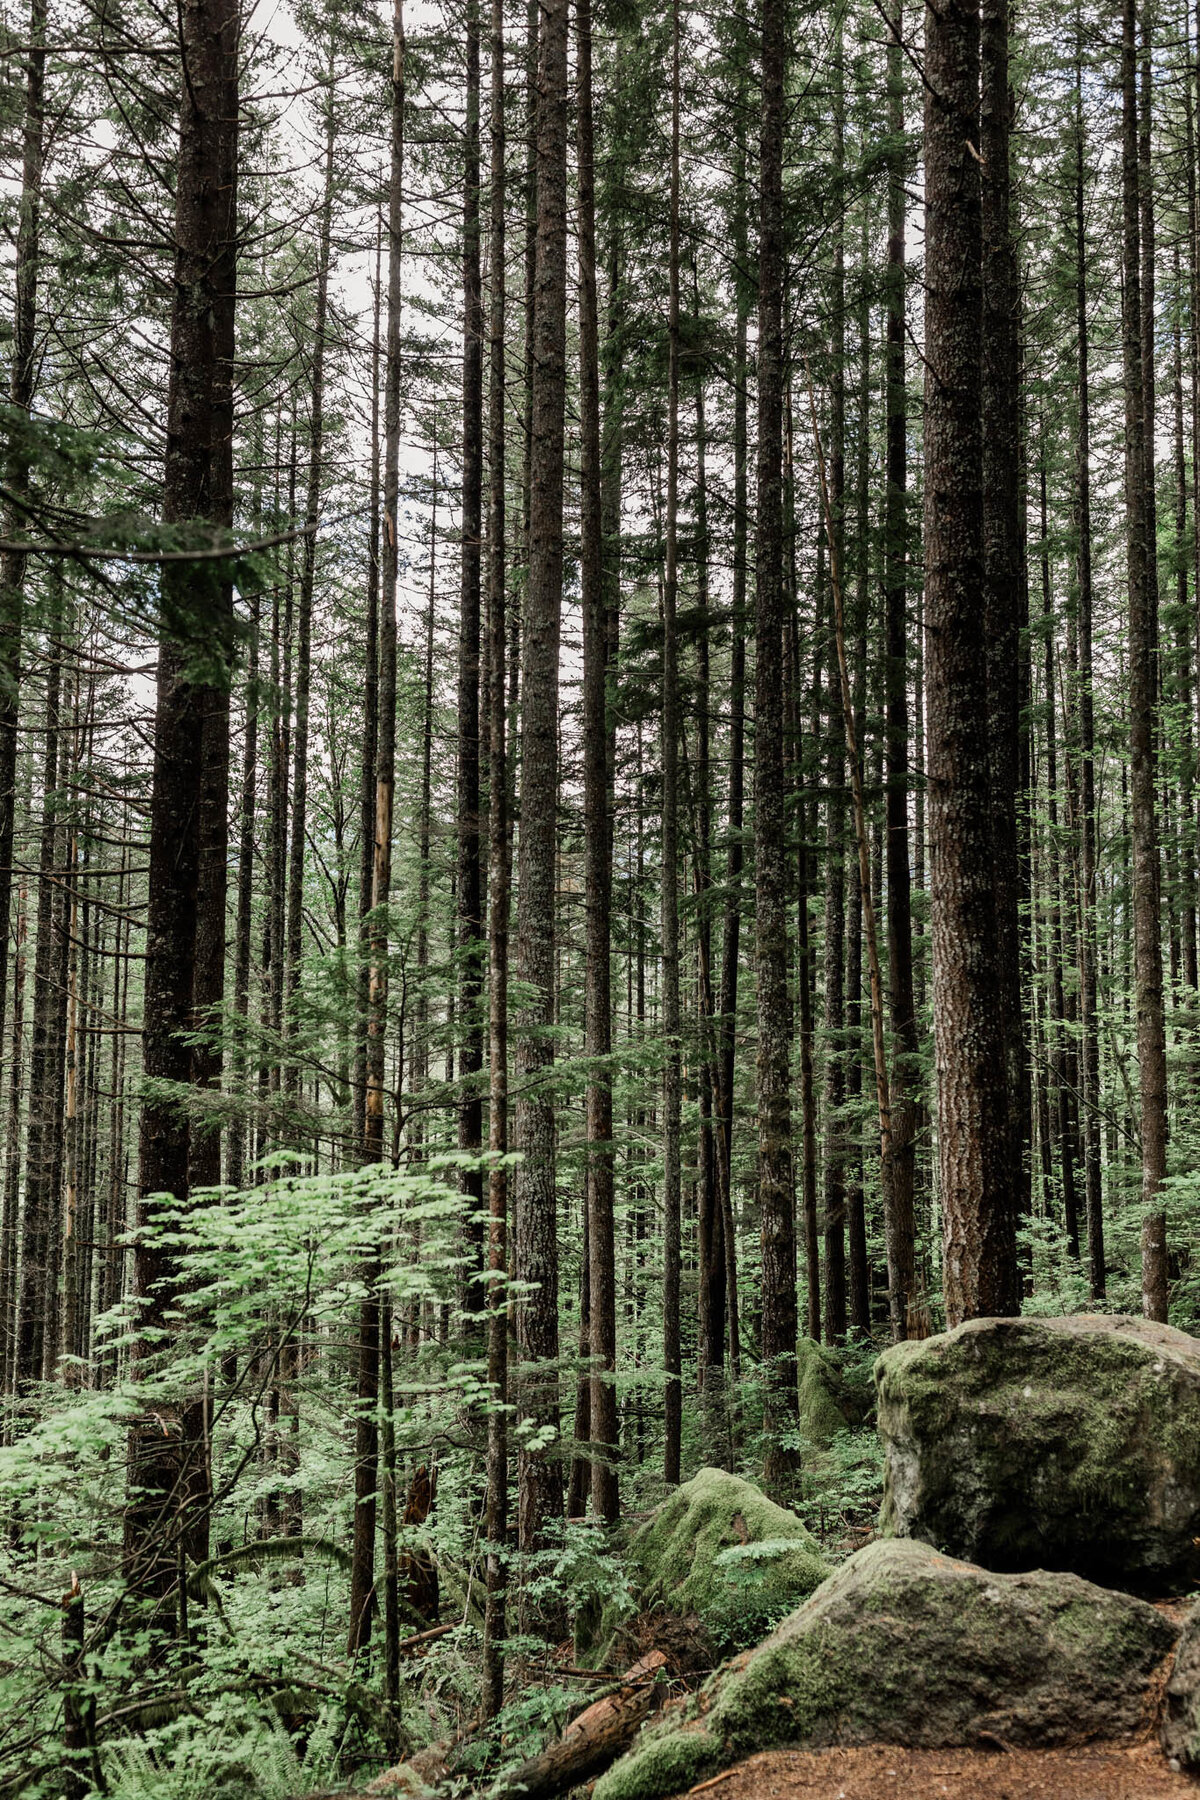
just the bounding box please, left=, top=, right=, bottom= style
left=1073, top=26, right=1105, bottom=1297
left=458, top=0, right=486, bottom=1317
left=355, top=220, right=383, bottom=1155
left=0, top=0, right=46, bottom=1063
left=883, top=0, right=917, bottom=1340
left=1173, top=258, right=1197, bottom=1000
left=227, top=600, right=259, bottom=1193
left=513, top=0, right=568, bottom=1553
left=16, top=627, right=63, bottom=1389
left=844, top=249, right=872, bottom=1336
left=981, top=0, right=1026, bottom=1288
left=351, top=0, right=404, bottom=1652
left=126, top=0, right=238, bottom=1606
left=1040, top=458, right=1080, bottom=1258
left=924, top=0, right=1016, bottom=1326
left=661, top=0, right=683, bottom=1491
left=578, top=0, right=619, bottom=1524
left=1, top=881, right=28, bottom=1403
left=822, top=9, right=847, bottom=1349
left=756, top=0, right=799, bottom=1487
left=716, top=12, right=749, bottom=1376
left=694, top=373, right=725, bottom=1387
left=284, top=97, right=336, bottom=1123
left=481, top=0, right=509, bottom=1713
left=1121, top=0, right=1169, bottom=1321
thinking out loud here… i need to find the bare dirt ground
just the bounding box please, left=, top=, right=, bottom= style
left=678, top=1740, right=1199, bottom=1800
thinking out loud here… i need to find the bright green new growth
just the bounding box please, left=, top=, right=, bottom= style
left=624, top=1467, right=829, bottom=1652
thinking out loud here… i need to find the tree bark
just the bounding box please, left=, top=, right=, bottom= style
left=821, top=9, right=848, bottom=1351
left=756, top=0, right=799, bottom=1487
left=923, top=0, right=1017, bottom=1326
left=481, top=0, right=509, bottom=1715
left=351, top=0, right=404, bottom=1652
left=458, top=0, right=486, bottom=1318
left=0, top=0, right=46, bottom=1064
left=1072, top=25, right=1105, bottom=1297
left=125, top=0, right=238, bottom=1607
left=981, top=0, right=1026, bottom=1290
left=355, top=220, right=383, bottom=1156
left=578, top=0, right=619, bottom=1525
left=661, top=0, right=683, bottom=1491
left=513, top=0, right=569, bottom=1552
left=883, top=0, right=917, bottom=1340
left=16, top=625, right=64, bottom=1389
left=1121, top=0, right=1169, bottom=1321
left=716, top=13, right=749, bottom=1378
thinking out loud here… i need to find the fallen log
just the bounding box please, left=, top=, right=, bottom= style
left=485, top=1652, right=670, bottom=1800
left=301, top=1651, right=671, bottom=1800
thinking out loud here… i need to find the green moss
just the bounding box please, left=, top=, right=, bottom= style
left=796, top=1340, right=850, bottom=1446
left=626, top=1468, right=829, bottom=1652
left=594, top=1728, right=718, bottom=1800
left=797, top=1338, right=875, bottom=1449
left=876, top=1316, right=1200, bottom=1589
left=597, top=1539, right=1178, bottom=1800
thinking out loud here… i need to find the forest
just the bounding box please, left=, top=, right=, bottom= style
left=2, top=0, right=1200, bottom=1792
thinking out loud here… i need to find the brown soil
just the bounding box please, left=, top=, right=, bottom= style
left=678, top=1740, right=1199, bottom=1800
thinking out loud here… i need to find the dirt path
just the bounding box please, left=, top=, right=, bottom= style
left=678, top=1740, right=1199, bottom=1799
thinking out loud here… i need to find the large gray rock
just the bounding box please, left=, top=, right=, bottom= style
left=593, top=1539, right=1178, bottom=1800
left=1162, top=1602, right=1200, bottom=1770
left=876, top=1313, right=1200, bottom=1592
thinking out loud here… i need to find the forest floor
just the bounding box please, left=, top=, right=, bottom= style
left=679, top=1739, right=1199, bottom=1798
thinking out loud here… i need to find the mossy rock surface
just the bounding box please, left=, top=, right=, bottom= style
left=594, top=1538, right=1178, bottom=1800
left=876, top=1313, right=1200, bottom=1592
left=796, top=1338, right=874, bottom=1447
left=624, top=1468, right=829, bottom=1653
left=1162, top=1602, right=1200, bottom=1769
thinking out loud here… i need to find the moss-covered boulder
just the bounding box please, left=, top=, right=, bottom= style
left=796, top=1338, right=874, bottom=1447
left=876, top=1313, right=1200, bottom=1592
left=1162, top=1602, right=1200, bottom=1770
left=594, top=1538, right=1178, bottom=1800
left=624, top=1469, right=829, bottom=1653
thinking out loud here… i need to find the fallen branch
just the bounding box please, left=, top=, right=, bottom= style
left=485, top=1652, right=670, bottom=1800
